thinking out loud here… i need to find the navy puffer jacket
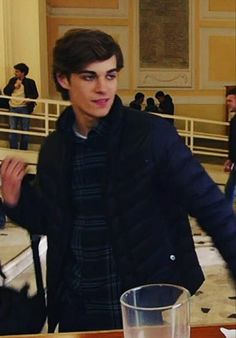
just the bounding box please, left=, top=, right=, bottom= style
left=5, top=96, right=236, bottom=332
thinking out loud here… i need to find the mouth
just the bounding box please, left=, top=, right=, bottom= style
left=92, top=98, right=110, bottom=107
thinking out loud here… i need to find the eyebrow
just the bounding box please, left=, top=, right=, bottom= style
left=77, top=68, right=118, bottom=75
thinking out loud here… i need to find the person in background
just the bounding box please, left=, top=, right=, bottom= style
left=1, top=29, right=236, bottom=334
left=3, top=63, right=38, bottom=150
left=144, top=97, right=158, bottom=113
left=155, top=90, right=174, bottom=124
left=129, top=92, right=145, bottom=110
left=224, top=88, right=236, bottom=206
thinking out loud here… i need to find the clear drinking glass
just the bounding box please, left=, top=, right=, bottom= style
left=120, top=283, right=190, bottom=338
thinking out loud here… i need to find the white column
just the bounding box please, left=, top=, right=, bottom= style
left=0, top=0, right=48, bottom=97
left=0, top=0, right=9, bottom=88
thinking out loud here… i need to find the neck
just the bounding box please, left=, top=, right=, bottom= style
left=74, top=114, right=98, bottom=137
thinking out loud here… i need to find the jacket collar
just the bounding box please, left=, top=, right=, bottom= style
left=56, top=95, right=124, bottom=136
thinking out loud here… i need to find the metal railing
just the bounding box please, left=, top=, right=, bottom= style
left=0, top=95, right=229, bottom=160
left=153, top=112, right=228, bottom=158
left=0, top=94, right=70, bottom=132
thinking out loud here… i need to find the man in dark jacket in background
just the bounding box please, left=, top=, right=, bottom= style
left=155, top=90, right=174, bottom=124
left=224, top=88, right=236, bottom=205
left=1, top=29, right=236, bottom=334
left=129, top=92, right=145, bottom=110
left=4, top=63, right=38, bottom=150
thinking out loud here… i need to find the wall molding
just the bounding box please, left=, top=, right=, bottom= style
left=137, top=0, right=195, bottom=88
left=200, top=0, right=235, bottom=19
left=200, top=27, right=236, bottom=89
left=47, top=0, right=128, bottom=17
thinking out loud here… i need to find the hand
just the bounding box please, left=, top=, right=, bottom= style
left=224, top=159, right=233, bottom=172
left=0, top=157, right=27, bottom=207
left=14, top=79, right=22, bottom=89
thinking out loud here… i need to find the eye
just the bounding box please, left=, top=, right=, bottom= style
left=82, top=74, right=96, bottom=81
left=106, top=72, right=117, bottom=80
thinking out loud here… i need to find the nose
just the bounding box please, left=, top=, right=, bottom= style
left=95, top=77, right=107, bottom=93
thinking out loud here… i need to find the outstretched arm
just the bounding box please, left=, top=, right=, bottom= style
left=0, top=157, right=48, bottom=235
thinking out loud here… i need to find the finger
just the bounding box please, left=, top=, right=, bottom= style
left=0, top=159, right=15, bottom=178
left=10, top=161, right=27, bottom=179
left=0, top=157, right=13, bottom=174
left=1, top=157, right=27, bottom=179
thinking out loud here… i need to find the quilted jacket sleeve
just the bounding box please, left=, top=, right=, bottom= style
left=152, top=119, right=236, bottom=281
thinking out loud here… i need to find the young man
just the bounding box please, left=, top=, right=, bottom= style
left=129, top=92, right=145, bottom=110
left=144, top=97, right=159, bottom=113
left=155, top=90, right=174, bottom=124
left=1, top=29, right=236, bottom=333
left=3, top=63, right=38, bottom=150
left=224, top=88, right=236, bottom=205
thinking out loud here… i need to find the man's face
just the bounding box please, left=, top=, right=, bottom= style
left=157, top=96, right=164, bottom=103
left=226, top=94, right=236, bottom=112
left=58, top=56, right=118, bottom=124
left=14, top=69, right=25, bottom=80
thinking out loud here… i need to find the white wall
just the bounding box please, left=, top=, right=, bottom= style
left=0, top=0, right=48, bottom=97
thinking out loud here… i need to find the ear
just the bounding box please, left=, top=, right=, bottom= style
left=56, top=73, right=70, bottom=89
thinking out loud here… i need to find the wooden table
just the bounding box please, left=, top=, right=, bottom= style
left=3, top=324, right=236, bottom=338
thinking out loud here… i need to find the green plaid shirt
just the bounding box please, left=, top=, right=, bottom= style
left=63, top=118, right=122, bottom=328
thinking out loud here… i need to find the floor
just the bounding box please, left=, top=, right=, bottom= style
left=0, top=162, right=235, bottom=330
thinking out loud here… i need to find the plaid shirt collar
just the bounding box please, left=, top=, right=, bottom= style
left=72, top=116, right=109, bottom=141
